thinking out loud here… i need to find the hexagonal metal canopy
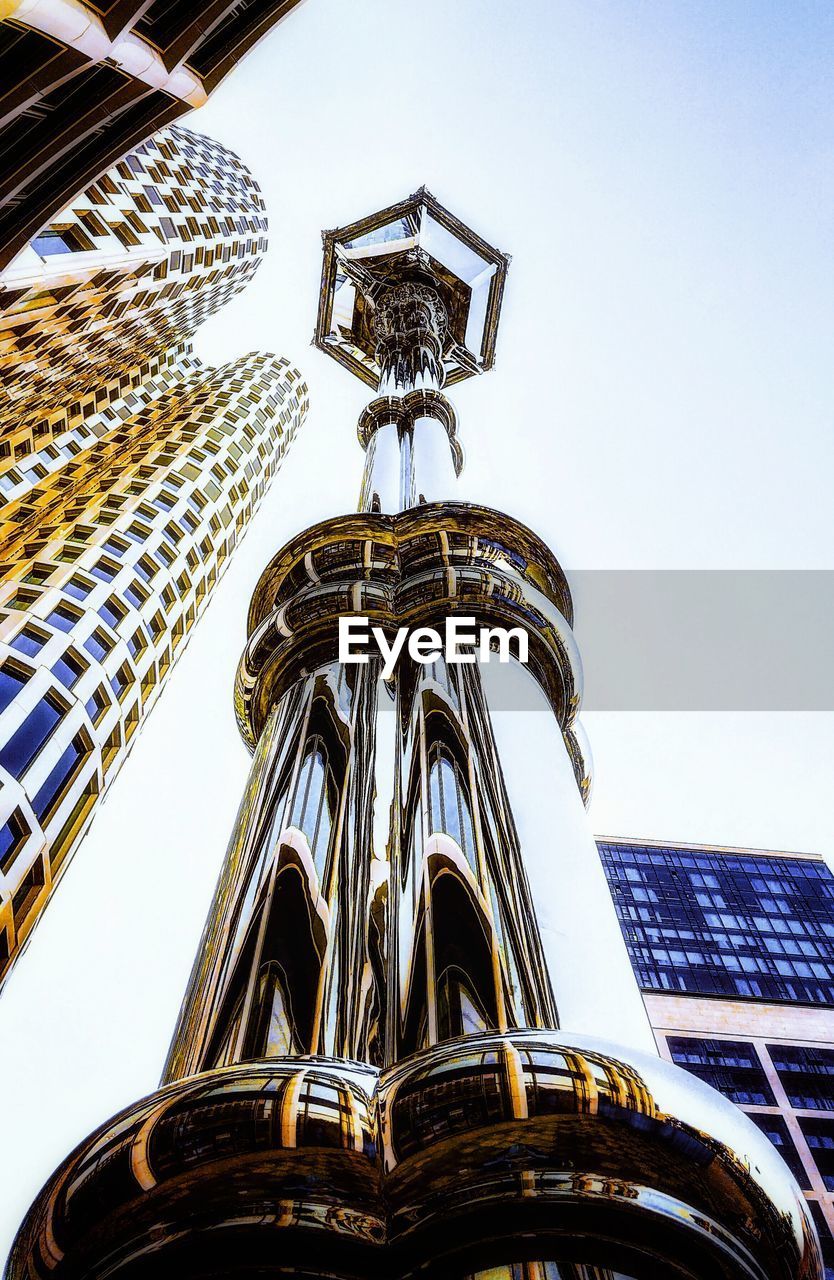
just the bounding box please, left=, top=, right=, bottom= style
left=315, top=188, right=510, bottom=389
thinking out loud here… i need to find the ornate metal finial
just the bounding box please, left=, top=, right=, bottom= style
left=314, top=188, right=509, bottom=390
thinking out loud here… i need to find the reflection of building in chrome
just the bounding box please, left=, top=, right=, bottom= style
left=7, top=192, right=822, bottom=1278
left=599, top=837, right=834, bottom=1277
left=0, top=126, right=308, bottom=982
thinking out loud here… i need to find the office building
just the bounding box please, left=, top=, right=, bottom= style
left=0, top=0, right=304, bottom=273
left=0, top=126, right=308, bottom=980
left=6, top=193, right=820, bottom=1278
left=599, top=837, right=834, bottom=1277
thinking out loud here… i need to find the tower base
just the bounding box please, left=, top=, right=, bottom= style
left=7, top=1033, right=820, bottom=1279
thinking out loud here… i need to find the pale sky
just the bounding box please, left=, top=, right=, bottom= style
left=1, top=0, right=833, bottom=1265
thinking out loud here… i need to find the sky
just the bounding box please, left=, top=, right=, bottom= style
left=1, top=0, right=834, bottom=1264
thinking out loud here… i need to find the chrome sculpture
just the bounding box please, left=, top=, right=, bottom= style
left=6, top=191, right=822, bottom=1278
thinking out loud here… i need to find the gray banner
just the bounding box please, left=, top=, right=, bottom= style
left=570, top=570, right=834, bottom=711
left=349, top=572, right=834, bottom=712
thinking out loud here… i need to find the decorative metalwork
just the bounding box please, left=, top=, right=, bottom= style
left=7, top=193, right=823, bottom=1278
left=315, top=187, right=510, bottom=390
left=357, top=391, right=463, bottom=476
left=7, top=1034, right=820, bottom=1279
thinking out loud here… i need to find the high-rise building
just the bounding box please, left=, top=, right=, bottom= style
left=598, top=837, right=834, bottom=1277
left=6, top=193, right=821, bottom=1279
left=1, top=125, right=268, bottom=471
left=0, top=0, right=305, bottom=273
left=0, top=125, right=308, bottom=982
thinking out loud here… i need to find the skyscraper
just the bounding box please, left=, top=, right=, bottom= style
left=6, top=192, right=820, bottom=1279
left=0, top=125, right=308, bottom=982
left=598, top=837, right=834, bottom=1277
left=0, top=0, right=305, bottom=273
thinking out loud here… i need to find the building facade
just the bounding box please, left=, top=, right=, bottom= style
left=598, top=837, right=834, bottom=1277
left=0, top=125, right=268, bottom=472
left=7, top=192, right=821, bottom=1279
left=0, top=125, right=308, bottom=982
left=0, top=0, right=305, bottom=273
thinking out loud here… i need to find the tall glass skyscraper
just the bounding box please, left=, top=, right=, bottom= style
left=6, top=193, right=821, bottom=1279
left=0, top=126, right=308, bottom=982
left=599, top=838, right=834, bottom=1277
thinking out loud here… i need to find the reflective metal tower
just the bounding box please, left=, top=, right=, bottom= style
left=7, top=192, right=822, bottom=1280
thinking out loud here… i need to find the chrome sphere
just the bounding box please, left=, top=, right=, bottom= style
left=379, top=1030, right=822, bottom=1279
left=5, top=1058, right=385, bottom=1279
left=7, top=1033, right=822, bottom=1279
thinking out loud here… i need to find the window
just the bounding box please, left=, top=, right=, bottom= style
left=135, top=556, right=157, bottom=583
left=12, top=858, right=44, bottom=929
left=102, top=536, right=129, bottom=558
left=769, top=1044, right=834, bottom=1111
left=52, top=649, right=86, bottom=689
left=295, top=1077, right=353, bottom=1149
left=85, top=687, right=109, bottom=726
left=666, top=1037, right=775, bottom=1106
left=101, top=726, right=121, bottom=772
left=0, top=694, right=65, bottom=779
left=125, top=521, right=153, bottom=544
left=110, top=663, right=132, bottom=701
left=109, top=222, right=141, bottom=248
left=64, top=575, right=94, bottom=601
left=98, top=597, right=126, bottom=629
left=10, top=626, right=49, bottom=658
left=76, top=209, right=108, bottom=238
left=747, top=1114, right=811, bottom=1190
left=0, top=663, right=29, bottom=715
left=91, top=558, right=119, bottom=583
left=32, top=226, right=94, bottom=256
left=7, top=589, right=39, bottom=611
left=250, top=961, right=302, bottom=1058
left=437, top=965, right=491, bottom=1038
left=46, top=605, right=82, bottom=634
left=427, top=740, right=477, bottom=872
left=799, top=1116, right=834, bottom=1191
left=0, top=809, right=29, bottom=875
left=124, top=582, right=148, bottom=609
left=84, top=630, right=113, bottom=662
left=33, top=733, right=90, bottom=823
left=127, top=630, right=147, bottom=659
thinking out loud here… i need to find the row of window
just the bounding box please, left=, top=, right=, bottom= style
left=0, top=360, right=306, bottom=974
left=666, top=1031, right=834, bottom=1269
left=600, top=843, right=834, bottom=1005
left=668, top=1036, right=834, bottom=1114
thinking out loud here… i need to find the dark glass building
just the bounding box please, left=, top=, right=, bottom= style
left=599, top=838, right=834, bottom=1277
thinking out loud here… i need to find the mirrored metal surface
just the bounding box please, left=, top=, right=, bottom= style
left=7, top=184, right=822, bottom=1280
left=8, top=1034, right=821, bottom=1279
left=315, top=189, right=509, bottom=390
left=235, top=502, right=586, bottom=802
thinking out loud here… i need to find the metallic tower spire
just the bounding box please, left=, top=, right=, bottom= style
left=6, top=192, right=821, bottom=1280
